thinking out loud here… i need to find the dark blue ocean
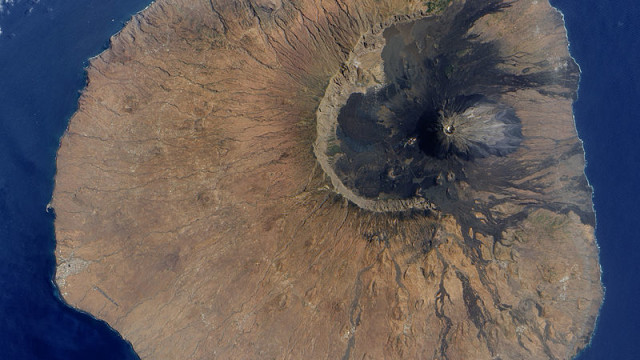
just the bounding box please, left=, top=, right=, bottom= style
left=0, top=0, right=637, bottom=359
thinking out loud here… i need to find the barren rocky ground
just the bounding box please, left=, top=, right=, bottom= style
left=53, top=0, right=601, bottom=358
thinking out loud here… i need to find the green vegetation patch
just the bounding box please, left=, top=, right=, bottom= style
left=326, top=144, right=343, bottom=156
left=424, top=0, right=452, bottom=14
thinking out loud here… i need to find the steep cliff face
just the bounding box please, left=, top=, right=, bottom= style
left=52, top=0, right=601, bottom=358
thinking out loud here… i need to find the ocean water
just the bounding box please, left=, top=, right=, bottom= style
left=551, top=0, right=640, bottom=358
left=0, top=0, right=152, bottom=359
left=0, top=0, right=637, bottom=359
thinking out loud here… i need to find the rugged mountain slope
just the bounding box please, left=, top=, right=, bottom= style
left=53, top=0, right=601, bottom=358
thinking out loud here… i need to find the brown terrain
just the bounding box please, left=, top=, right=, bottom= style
left=52, top=0, right=602, bottom=359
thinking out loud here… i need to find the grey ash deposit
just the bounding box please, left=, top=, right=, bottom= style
left=319, top=0, right=578, bottom=215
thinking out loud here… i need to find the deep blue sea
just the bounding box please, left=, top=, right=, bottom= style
left=0, top=0, right=637, bottom=359
left=551, top=0, right=640, bottom=358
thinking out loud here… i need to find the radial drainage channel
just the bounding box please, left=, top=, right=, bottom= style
left=313, top=0, right=547, bottom=213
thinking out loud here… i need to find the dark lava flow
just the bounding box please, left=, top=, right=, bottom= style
left=332, top=0, right=573, bottom=215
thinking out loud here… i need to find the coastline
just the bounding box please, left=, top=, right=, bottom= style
left=49, top=0, right=602, bottom=358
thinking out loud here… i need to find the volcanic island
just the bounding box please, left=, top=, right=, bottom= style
left=52, top=0, right=602, bottom=358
